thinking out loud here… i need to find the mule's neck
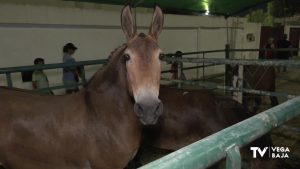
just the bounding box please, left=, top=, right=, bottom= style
left=87, top=44, right=128, bottom=95
left=84, top=44, right=137, bottom=121
left=84, top=45, right=141, bottom=168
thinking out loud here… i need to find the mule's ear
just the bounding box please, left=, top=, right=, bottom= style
left=149, top=6, right=164, bottom=40
left=121, top=5, right=136, bottom=40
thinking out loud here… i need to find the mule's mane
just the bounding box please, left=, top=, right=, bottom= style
left=86, top=44, right=127, bottom=87
left=104, top=43, right=127, bottom=67
left=138, top=33, right=147, bottom=38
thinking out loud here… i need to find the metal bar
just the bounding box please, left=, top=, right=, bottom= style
left=182, top=64, right=220, bottom=71
left=164, top=48, right=299, bottom=58
left=235, top=65, right=244, bottom=104
left=225, top=44, right=230, bottom=59
left=199, top=73, right=224, bottom=80
left=161, top=78, right=297, bottom=99
left=2, top=48, right=297, bottom=74
left=161, top=64, right=218, bottom=74
left=35, top=82, right=85, bottom=92
left=0, top=59, right=107, bottom=74
left=226, top=19, right=229, bottom=44
left=222, top=85, right=296, bottom=99
left=225, top=44, right=230, bottom=90
left=5, top=73, right=13, bottom=87
left=162, top=57, right=300, bottom=68
left=226, top=145, right=241, bottom=169
left=80, top=65, right=87, bottom=85
left=230, top=48, right=300, bottom=52
left=196, top=28, right=200, bottom=79
left=0, top=58, right=217, bottom=76
left=202, top=53, right=205, bottom=81
left=139, top=97, right=300, bottom=169
left=165, top=50, right=225, bottom=57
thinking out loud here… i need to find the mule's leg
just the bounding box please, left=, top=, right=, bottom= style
left=270, top=96, right=279, bottom=107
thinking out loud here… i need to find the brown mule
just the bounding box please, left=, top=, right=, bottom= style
left=0, top=5, right=164, bottom=169
left=132, top=86, right=284, bottom=169
left=228, top=65, right=279, bottom=114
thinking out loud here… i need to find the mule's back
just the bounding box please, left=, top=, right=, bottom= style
left=244, top=65, right=276, bottom=92
left=0, top=87, right=89, bottom=169
left=144, top=86, right=253, bottom=150
left=0, top=87, right=86, bottom=119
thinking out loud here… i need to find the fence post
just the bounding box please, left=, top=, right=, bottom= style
left=6, top=72, right=13, bottom=87
left=237, top=65, right=243, bottom=103
left=225, top=44, right=231, bottom=90
left=226, top=145, right=241, bottom=169
left=202, top=53, right=205, bottom=81
left=80, top=65, right=87, bottom=85
left=176, top=51, right=183, bottom=89
left=232, top=65, right=244, bottom=104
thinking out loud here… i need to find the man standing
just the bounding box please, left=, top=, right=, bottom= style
left=32, top=58, right=52, bottom=94
left=277, top=34, right=292, bottom=72
left=62, top=43, right=80, bottom=94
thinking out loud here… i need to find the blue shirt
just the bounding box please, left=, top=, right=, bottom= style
left=63, top=53, right=76, bottom=81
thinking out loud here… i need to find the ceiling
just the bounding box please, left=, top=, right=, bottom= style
left=70, top=0, right=275, bottom=17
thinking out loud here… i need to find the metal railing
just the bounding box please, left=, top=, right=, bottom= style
left=1, top=48, right=299, bottom=95
left=1, top=48, right=299, bottom=93
left=1, top=48, right=299, bottom=169
left=139, top=96, right=300, bottom=169
left=161, top=78, right=297, bottom=99
left=163, top=47, right=300, bottom=81
left=162, top=47, right=300, bottom=98
left=0, top=59, right=107, bottom=90
left=162, top=57, right=300, bottom=67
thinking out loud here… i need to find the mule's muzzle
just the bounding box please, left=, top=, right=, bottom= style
left=134, top=100, right=163, bottom=125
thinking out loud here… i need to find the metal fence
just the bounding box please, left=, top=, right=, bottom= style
left=139, top=96, right=300, bottom=169
left=0, top=59, right=107, bottom=91
left=1, top=48, right=300, bottom=169
left=163, top=48, right=300, bottom=76
left=162, top=47, right=300, bottom=99
left=1, top=48, right=299, bottom=96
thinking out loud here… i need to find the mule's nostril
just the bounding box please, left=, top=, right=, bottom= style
left=155, top=104, right=160, bottom=112
left=153, top=102, right=161, bottom=114
left=134, top=100, right=163, bottom=125
left=155, top=102, right=163, bottom=116
left=138, top=104, right=143, bottom=112
left=134, top=103, right=144, bottom=117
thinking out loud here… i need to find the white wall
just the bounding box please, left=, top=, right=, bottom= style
left=0, top=2, right=261, bottom=92
left=242, top=22, right=261, bottom=59
left=230, top=20, right=261, bottom=60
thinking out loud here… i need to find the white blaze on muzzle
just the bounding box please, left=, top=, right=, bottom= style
left=134, top=86, right=159, bottom=104
left=133, top=86, right=163, bottom=125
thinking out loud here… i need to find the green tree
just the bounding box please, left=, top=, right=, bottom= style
left=247, top=0, right=299, bottom=25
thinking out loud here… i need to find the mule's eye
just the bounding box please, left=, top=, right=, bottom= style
left=159, top=53, right=165, bottom=60
left=123, top=54, right=131, bottom=62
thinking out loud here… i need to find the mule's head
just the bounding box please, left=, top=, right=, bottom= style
left=121, top=5, right=164, bottom=125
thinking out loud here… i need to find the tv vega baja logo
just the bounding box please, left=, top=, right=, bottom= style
left=250, top=147, right=290, bottom=158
